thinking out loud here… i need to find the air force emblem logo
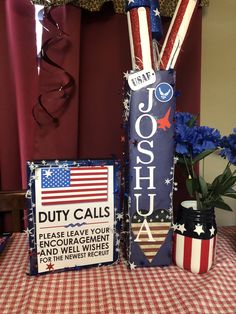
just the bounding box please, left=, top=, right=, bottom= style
left=155, top=82, right=173, bottom=103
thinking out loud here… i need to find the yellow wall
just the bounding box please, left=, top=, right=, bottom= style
left=201, top=0, right=236, bottom=225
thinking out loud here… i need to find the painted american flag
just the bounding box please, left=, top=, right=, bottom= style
left=40, top=166, right=108, bottom=206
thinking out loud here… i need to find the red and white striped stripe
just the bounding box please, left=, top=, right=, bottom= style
left=159, top=0, right=198, bottom=70
left=127, top=7, right=154, bottom=70
left=173, top=233, right=217, bottom=274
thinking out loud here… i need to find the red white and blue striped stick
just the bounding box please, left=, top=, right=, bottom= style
left=126, top=1, right=154, bottom=70
left=159, top=0, right=198, bottom=70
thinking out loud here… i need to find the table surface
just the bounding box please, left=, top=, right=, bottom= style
left=0, top=227, right=236, bottom=314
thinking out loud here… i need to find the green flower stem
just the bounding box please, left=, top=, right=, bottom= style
left=189, top=151, right=202, bottom=209
left=207, top=162, right=236, bottom=204
left=183, top=149, right=203, bottom=210
left=183, top=155, right=191, bottom=178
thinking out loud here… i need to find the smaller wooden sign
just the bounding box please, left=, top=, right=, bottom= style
left=26, top=159, right=121, bottom=275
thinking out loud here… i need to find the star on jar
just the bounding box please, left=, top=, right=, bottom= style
left=178, top=224, right=186, bottom=234
left=194, top=224, right=204, bottom=236
left=209, top=226, right=215, bottom=236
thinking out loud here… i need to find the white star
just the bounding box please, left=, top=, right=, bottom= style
left=165, top=178, right=171, bottom=185
left=174, top=156, right=179, bottom=163
left=178, top=224, right=186, bottom=234
left=209, top=226, right=215, bottom=236
left=116, top=213, right=123, bottom=221
left=41, top=160, right=47, bottom=165
left=123, top=98, right=129, bottom=107
left=44, top=169, right=52, bottom=178
left=123, top=71, right=130, bottom=80
left=153, top=8, right=160, bottom=16
left=194, top=224, right=204, bottom=236
left=129, top=262, right=137, bottom=270
left=128, top=0, right=134, bottom=5
left=26, top=190, right=31, bottom=198
left=24, top=228, right=33, bottom=236
left=29, top=162, right=36, bottom=171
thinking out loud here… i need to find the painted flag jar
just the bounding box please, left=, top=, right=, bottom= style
left=172, top=200, right=217, bottom=274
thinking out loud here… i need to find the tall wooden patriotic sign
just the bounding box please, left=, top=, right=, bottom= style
left=123, top=0, right=201, bottom=268
left=26, top=160, right=121, bottom=275
left=123, top=0, right=178, bottom=268
left=123, top=70, right=176, bottom=268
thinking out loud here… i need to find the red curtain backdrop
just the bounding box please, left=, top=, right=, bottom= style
left=33, top=5, right=81, bottom=161
left=78, top=5, right=131, bottom=159
left=0, top=0, right=37, bottom=190
left=0, top=1, right=201, bottom=231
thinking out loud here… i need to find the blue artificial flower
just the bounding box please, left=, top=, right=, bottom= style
left=174, top=112, right=221, bottom=158
left=174, top=112, right=197, bottom=157
left=174, top=112, right=236, bottom=211
left=220, top=128, right=236, bottom=165
left=192, top=126, right=221, bottom=156
left=175, top=123, right=197, bottom=157
left=174, top=112, right=196, bottom=126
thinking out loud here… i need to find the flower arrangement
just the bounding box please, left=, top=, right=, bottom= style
left=174, top=112, right=236, bottom=211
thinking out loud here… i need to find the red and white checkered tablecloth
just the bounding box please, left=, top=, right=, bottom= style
left=0, top=227, right=235, bottom=314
